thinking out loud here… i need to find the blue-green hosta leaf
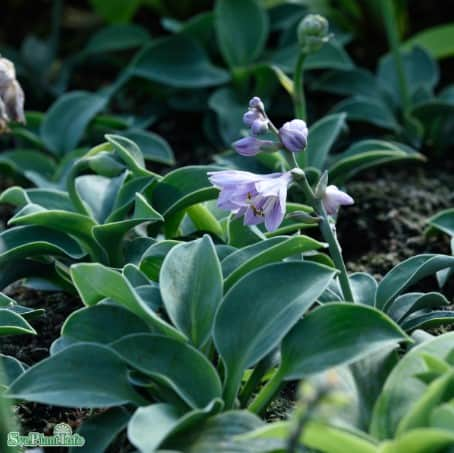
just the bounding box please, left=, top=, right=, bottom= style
left=111, top=334, right=222, bottom=409
left=59, top=304, right=150, bottom=349
left=0, top=354, right=26, bottom=387
left=215, top=0, right=269, bottom=68
left=329, top=140, right=425, bottom=184
left=69, top=407, right=131, bottom=453
left=349, top=272, right=377, bottom=306
left=131, top=35, right=229, bottom=88
left=151, top=165, right=221, bottom=217
left=0, top=186, right=74, bottom=211
left=139, top=240, right=180, bottom=281
left=222, top=235, right=326, bottom=291
left=402, top=24, right=454, bottom=60
left=85, top=24, right=150, bottom=54
left=278, top=304, right=409, bottom=380
left=0, top=309, right=36, bottom=336
left=376, top=254, right=454, bottom=310
left=41, top=91, right=109, bottom=155
left=122, top=129, right=175, bottom=165
left=8, top=343, right=147, bottom=407
left=214, top=262, right=336, bottom=407
left=0, top=149, right=56, bottom=182
left=378, top=46, right=439, bottom=105
left=427, top=209, right=454, bottom=237
left=0, top=225, right=85, bottom=263
left=301, top=113, right=347, bottom=170
left=332, top=96, right=400, bottom=131
left=127, top=400, right=224, bottom=453
left=371, top=332, right=454, bottom=439
left=160, top=235, right=222, bottom=348
left=387, top=292, right=450, bottom=324
left=71, top=263, right=185, bottom=341
left=401, top=311, right=454, bottom=332
left=104, top=134, right=149, bottom=175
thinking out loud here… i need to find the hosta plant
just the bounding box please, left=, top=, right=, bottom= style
left=4, top=235, right=411, bottom=452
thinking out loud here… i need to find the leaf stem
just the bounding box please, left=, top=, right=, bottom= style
left=248, top=367, right=285, bottom=415
left=239, top=356, right=273, bottom=407
left=293, top=53, right=307, bottom=120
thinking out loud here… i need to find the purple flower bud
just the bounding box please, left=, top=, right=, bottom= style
left=243, top=110, right=260, bottom=127
left=208, top=170, right=292, bottom=232
left=279, top=119, right=308, bottom=153
left=233, top=136, right=277, bottom=156
left=251, top=118, right=269, bottom=135
left=322, top=185, right=354, bottom=215
left=249, top=96, right=264, bottom=111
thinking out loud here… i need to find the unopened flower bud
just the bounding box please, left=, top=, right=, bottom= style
left=249, top=96, right=264, bottom=112
left=251, top=118, right=269, bottom=135
left=279, top=119, right=308, bottom=153
left=233, top=136, right=278, bottom=156
left=243, top=110, right=260, bottom=127
left=297, top=14, right=330, bottom=53
left=322, top=185, right=354, bottom=215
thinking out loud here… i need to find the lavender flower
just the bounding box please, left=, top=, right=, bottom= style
left=279, top=119, right=308, bottom=153
left=208, top=170, right=292, bottom=232
left=322, top=185, right=354, bottom=215
left=233, top=136, right=279, bottom=157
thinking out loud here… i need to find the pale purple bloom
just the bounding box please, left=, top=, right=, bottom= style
left=323, top=185, right=354, bottom=215
left=243, top=110, right=260, bottom=126
left=279, top=119, right=308, bottom=153
left=242, top=96, right=269, bottom=136
left=208, top=170, right=292, bottom=232
left=249, top=96, right=264, bottom=111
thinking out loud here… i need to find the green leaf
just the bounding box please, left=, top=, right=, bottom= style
left=0, top=149, right=56, bottom=181
left=332, top=96, right=399, bottom=131
left=0, top=225, right=85, bottom=263
left=8, top=343, right=147, bottom=408
left=222, top=235, right=325, bottom=291
left=60, top=304, right=150, bottom=348
left=69, top=407, right=131, bottom=453
left=132, top=35, right=229, bottom=88
left=427, top=209, right=454, bottom=237
left=302, top=113, right=347, bottom=170
left=215, top=0, right=269, bottom=68
left=430, top=403, right=454, bottom=430
left=122, top=129, right=175, bottom=165
left=151, top=165, right=221, bottom=217
left=371, top=332, right=454, bottom=439
left=71, top=263, right=185, bottom=341
left=0, top=309, right=36, bottom=336
left=127, top=400, right=223, bottom=453
left=387, top=292, right=450, bottom=324
left=160, top=236, right=223, bottom=348
left=214, top=262, right=336, bottom=407
left=349, top=272, right=377, bottom=306
left=279, top=304, right=409, bottom=380
left=402, top=24, right=454, bottom=60
left=375, top=254, right=454, bottom=310
left=86, top=25, right=150, bottom=54
left=380, top=429, right=454, bottom=453
left=139, top=240, right=180, bottom=281
left=0, top=354, right=26, bottom=387
left=111, top=334, right=222, bottom=408
left=89, top=0, right=141, bottom=23
left=41, top=91, right=108, bottom=155
left=401, top=311, right=454, bottom=331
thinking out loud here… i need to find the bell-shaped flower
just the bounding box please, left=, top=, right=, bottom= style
left=322, top=185, right=354, bottom=215
left=208, top=170, right=292, bottom=232
left=279, top=119, right=308, bottom=153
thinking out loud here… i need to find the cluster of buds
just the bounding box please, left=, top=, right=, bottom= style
left=0, top=56, right=25, bottom=133
left=297, top=14, right=331, bottom=53
left=210, top=97, right=353, bottom=232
